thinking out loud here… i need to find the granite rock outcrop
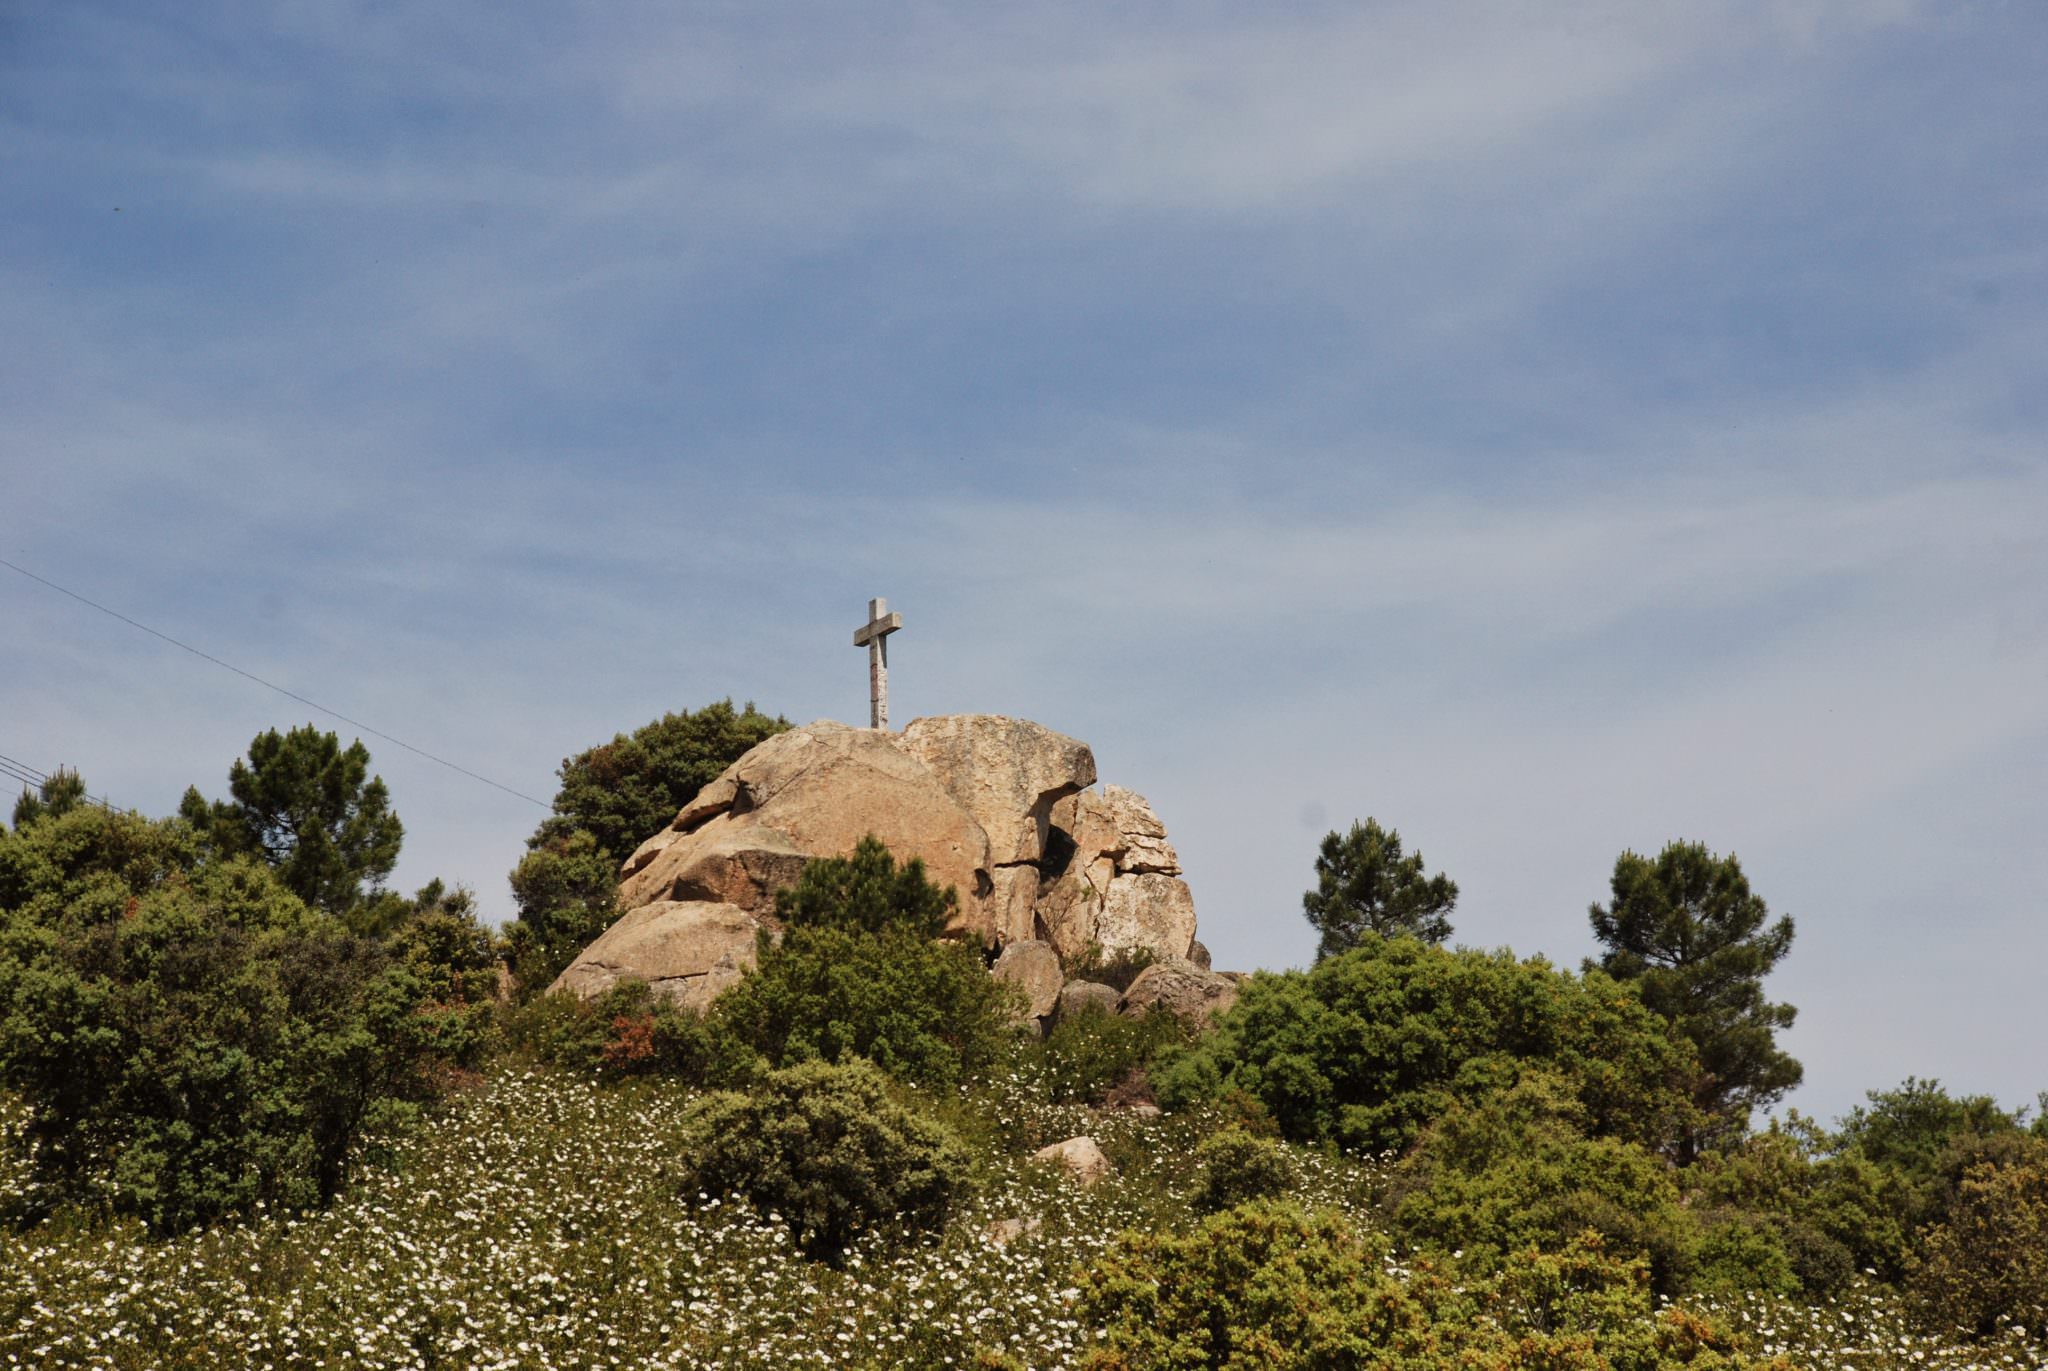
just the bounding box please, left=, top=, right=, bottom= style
left=551, top=715, right=1202, bottom=1005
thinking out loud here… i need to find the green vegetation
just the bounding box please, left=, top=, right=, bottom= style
left=773, top=833, right=958, bottom=937
left=1588, top=841, right=1802, bottom=1156
left=719, top=842, right=1016, bottom=1090
left=501, top=699, right=789, bottom=994
left=1025, top=1002, right=1187, bottom=1106
left=2, top=725, right=2041, bottom=1368
left=1388, top=1069, right=1694, bottom=1291
left=501, top=828, right=619, bottom=996
left=0, top=766, right=481, bottom=1234
left=680, top=1057, right=973, bottom=1262
left=1302, top=817, right=1458, bottom=954
left=179, top=724, right=405, bottom=926
left=1190, top=1127, right=1299, bottom=1212
left=1154, top=933, right=1698, bottom=1154
left=1079, top=1202, right=1782, bottom=1370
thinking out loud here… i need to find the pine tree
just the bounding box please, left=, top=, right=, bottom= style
left=1302, top=818, right=1458, bottom=957
left=1588, top=840, right=1800, bottom=1159
left=182, top=724, right=403, bottom=917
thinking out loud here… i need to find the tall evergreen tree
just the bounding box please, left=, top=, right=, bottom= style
left=10, top=767, right=87, bottom=829
left=181, top=724, right=403, bottom=918
left=1587, top=840, right=1800, bottom=1159
left=1302, top=818, right=1458, bottom=957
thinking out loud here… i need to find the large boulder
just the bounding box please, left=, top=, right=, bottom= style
left=1037, top=786, right=1196, bottom=964
left=1056, top=979, right=1122, bottom=1021
left=896, top=715, right=1096, bottom=865
left=549, top=900, right=764, bottom=1005
left=553, top=714, right=1202, bottom=1007
left=616, top=722, right=991, bottom=930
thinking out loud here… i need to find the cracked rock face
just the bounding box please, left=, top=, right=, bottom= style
left=550, top=900, right=764, bottom=1006
left=550, top=714, right=1199, bottom=1005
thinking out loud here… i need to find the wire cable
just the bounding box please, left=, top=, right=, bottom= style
left=0, top=750, right=127, bottom=813
left=1, top=555, right=550, bottom=809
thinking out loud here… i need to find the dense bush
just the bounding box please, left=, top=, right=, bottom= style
left=717, top=925, right=1019, bottom=1090
left=500, top=982, right=760, bottom=1088
left=1683, top=1123, right=1870, bottom=1294
left=1075, top=1200, right=1780, bottom=1370
left=1025, top=1003, right=1186, bottom=1105
left=0, top=802, right=449, bottom=1233
left=1907, top=1158, right=2048, bottom=1341
left=385, top=884, right=503, bottom=1068
left=1388, top=1072, right=1695, bottom=1293
left=679, top=1057, right=972, bottom=1262
left=1155, top=934, right=1698, bottom=1156
left=773, top=835, right=957, bottom=938
left=1191, top=1127, right=1299, bottom=1212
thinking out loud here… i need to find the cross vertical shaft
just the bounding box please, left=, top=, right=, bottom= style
left=851, top=597, right=904, bottom=730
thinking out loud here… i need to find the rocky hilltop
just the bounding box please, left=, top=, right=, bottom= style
left=551, top=715, right=1221, bottom=1016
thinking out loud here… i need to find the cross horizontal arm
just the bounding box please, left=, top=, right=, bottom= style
left=852, top=612, right=903, bottom=647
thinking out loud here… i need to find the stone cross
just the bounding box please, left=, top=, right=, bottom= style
left=852, top=597, right=903, bottom=730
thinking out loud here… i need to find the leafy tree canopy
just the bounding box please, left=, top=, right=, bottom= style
left=0, top=797, right=450, bottom=1232
left=1156, top=934, right=1699, bottom=1157
left=181, top=724, right=403, bottom=920
left=501, top=830, right=620, bottom=997
left=530, top=699, right=789, bottom=861
left=1302, top=818, right=1458, bottom=956
left=1835, top=1078, right=2020, bottom=1184
left=1588, top=841, right=1801, bottom=1155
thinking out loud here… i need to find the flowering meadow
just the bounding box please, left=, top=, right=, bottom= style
left=1, top=1067, right=2037, bottom=1371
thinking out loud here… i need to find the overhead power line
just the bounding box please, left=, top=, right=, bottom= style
left=0, top=750, right=127, bottom=814
left=1, top=554, right=550, bottom=809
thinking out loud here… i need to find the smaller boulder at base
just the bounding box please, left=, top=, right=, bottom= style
left=1033, top=1136, right=1113, bottom=1186
left=1055, top=979, right=1121, bottom=1022
left=991, top=940, right=1064, bottom=1021
left=1119, top=958, right=1239, bottom=1023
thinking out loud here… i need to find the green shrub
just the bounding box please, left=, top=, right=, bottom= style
left=1690, top=1208, right=1800, bottom=1297
left=773, top=835, right=958, bottom=938
left=501, top=983, right=758, bottom=1088
left=679, top=1057, right=972, bottom=1262
left=716, top=912, right=1020, bottom=1091
left=386, top=889, right=502, bottom=1068
left=1027, top=1003, right=1185, bottom=1105
left=1389, top=1072, right=1694, bottom=1292
left=1075, top=1201, right=1777, bottom=1370
left=1154, top=935, right=1698, bottom=1156
left=1191, top=1127, right=1300, bottom=1212
left=0, top=806, right=450, bottom=1232
left=1682, top=1122, right=1863, bottom=1295
left=1907, top=1158, right=2048, bottom=1341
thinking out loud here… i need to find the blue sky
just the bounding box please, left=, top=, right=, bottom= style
left=4, top=0, right=2044, bottom=1125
